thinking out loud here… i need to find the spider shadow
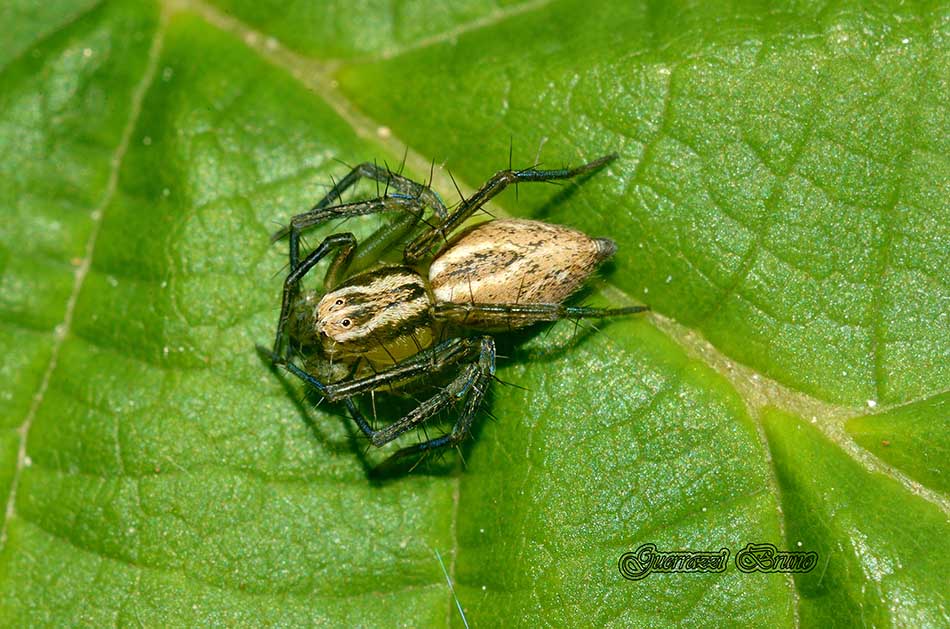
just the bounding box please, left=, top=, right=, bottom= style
left=363, top=384, right=486, bottom=484
left=529, top=165, right=606, bottom=222
left=494, top=276, right=622, bottom=364
left=255, top=346, right=377, bottom=475
left=494, top=312, right=606, bottom=368
left=256, top=345, right=479, bottom=481
left=256, top=293, right=622, bottom=483
left=255, top=273, right=627, bottom=483
left=368, top=309, right=613, bottom=482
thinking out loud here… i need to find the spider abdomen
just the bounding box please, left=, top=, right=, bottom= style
left=429, top=218, right=616, bottom=313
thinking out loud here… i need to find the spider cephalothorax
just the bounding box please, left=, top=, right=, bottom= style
left=310, top=266, right=435, bottom=367
left=267, top=153, right=647, bottom=466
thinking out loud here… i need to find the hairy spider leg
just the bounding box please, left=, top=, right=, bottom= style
left=271, top=162, right=448, bottom=269
left=280, top=336, right=495, bottom=452
left=271, top=161, right=449, bottom=243
left=381, top=337, right=496, bottom=464
left=281, top=196, right=426, bottom=278
left=404, top=153, right=618, bottom=263
left=272, top=232, right=356, bottom=357
left=432, top=302, right=649, bottom=328
left=289, top=337, right=482, bottom=400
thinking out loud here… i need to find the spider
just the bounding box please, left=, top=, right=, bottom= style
left=266, top=152, right=647, bottom=467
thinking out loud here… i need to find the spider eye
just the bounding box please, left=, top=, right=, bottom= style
left=335, top=299, right=344, bottom=306
left=341, top=319, right=351, bottom=327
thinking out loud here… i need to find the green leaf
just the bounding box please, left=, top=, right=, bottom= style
left=334, top=0, right=950, bottom=407
left=764, top=408, right=950, bottom=627
left=846, top=391, right=950, bottom=494
left=1, top=1, right=947, bottom=627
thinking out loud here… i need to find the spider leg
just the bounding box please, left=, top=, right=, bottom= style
left=404, top=153, right=617, bottom=263
left=381, top=337, right=495, bottom=463
left=280, top=337, right=482, bottom=400
left=281, top=196, right=425, bottom=279
left=432, top=301, right=648, bottom=328
left=323, top=162, right=448, bottom=218
left=347, top=362, right=478, bottom=447
left=272, top=162, right=448, bottom=244
left=272, top=233, right=357, bottom=357
left=279, top=337, right=495, bottom=451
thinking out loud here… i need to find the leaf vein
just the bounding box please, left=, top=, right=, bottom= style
left=0, top=12, right=168, bottom=551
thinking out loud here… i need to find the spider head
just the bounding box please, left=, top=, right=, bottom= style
left=315, top=292, right=362, bottom=343
left=311, top=267, right=434, bottom=364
